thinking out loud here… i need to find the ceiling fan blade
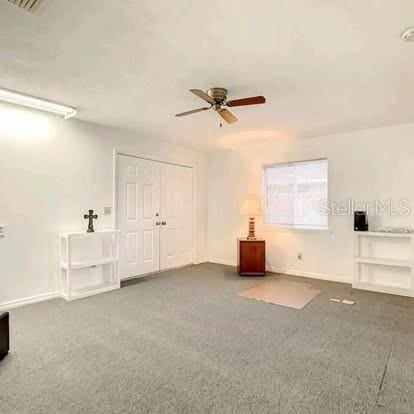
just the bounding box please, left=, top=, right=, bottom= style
left=226, top=96, right=266, bottom=107
left=218, top=108, right=238, bottom=124
left=190, top=89, right=215, bottom=104
left=175, top=107, right=210, bottom=117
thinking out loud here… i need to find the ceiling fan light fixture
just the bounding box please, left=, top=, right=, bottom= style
left=175, top=87, right=266, bottom=125
left=401, top=27, right=414, bottom=42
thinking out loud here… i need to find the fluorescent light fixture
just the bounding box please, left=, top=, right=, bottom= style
left=0, top=88, right=77, bottom=119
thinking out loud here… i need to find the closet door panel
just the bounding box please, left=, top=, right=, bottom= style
left=118, top=155, right=160, bottom=279
left=160, top=164, right=193, bottom=270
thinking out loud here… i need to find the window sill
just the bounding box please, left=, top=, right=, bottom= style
left=263, top=225, right=331, bottom=234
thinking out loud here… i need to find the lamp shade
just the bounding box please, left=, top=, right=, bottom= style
left=241, top=195, right=262, bottom=216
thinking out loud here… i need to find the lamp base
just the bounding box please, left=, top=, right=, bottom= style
left=247, top=217, right=256, bottom=240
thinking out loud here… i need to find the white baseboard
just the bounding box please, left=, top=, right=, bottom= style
left=193, top=259, right=208, bottom=265
left=121, top=262, right=208, bottom=282
left=267, top=266, right=350, bottom=284
left=0, top=262, right=349, bottom=311
left=208, top=259, right=350, bottom=284
left=208, top=258, right=235, bottom=266
left=0, top=291, right=61, bottom=312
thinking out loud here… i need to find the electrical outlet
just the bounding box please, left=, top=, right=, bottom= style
left=297, top=253, right=303, bottom=260
left=104, top=207, right=112, bottom=215
left=0, top=225, right=5, bottom=239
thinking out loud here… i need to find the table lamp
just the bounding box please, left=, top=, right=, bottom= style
left=241, top=195, right=262, bottom=240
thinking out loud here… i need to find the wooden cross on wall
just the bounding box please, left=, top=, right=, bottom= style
left=84, top=209, right=98, bottom=233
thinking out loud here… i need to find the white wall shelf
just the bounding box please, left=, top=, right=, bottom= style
left=60, top=257, right=118, bottom=270
left=354, top=282, right=413, bottom=298
left=354, top=231, right=412, bottom=239
left=354, top=231, right=414, bottom=298
left=60, top=230, right=120, bottom=301
left=61, top=229, right=118, bottom=238
left=355, top=257, right=411, bottom=268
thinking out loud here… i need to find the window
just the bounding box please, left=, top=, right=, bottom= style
left=263, top=159, right=328, bottom=229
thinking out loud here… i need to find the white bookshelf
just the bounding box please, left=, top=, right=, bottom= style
left=60, top=230, right=120, bottom=301
left=354, top=231, right=414, bottom=298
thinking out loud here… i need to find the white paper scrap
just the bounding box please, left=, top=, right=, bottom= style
left=342, top=300, right=355, bottom=305
left=330, top=298, right=341, bottom=303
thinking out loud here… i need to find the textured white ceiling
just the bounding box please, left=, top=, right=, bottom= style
left=0, top=0, right=414, bottom=151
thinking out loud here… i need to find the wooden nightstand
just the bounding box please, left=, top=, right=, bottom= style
left=237, top=238, right=266, bottom=276
left=0, top=312, right=9, bottom=360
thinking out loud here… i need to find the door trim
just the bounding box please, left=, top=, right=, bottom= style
left=113, top=149, right=197, bottom=278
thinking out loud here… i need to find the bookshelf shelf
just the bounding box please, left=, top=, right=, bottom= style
left=59, top=230, right=120, bottom=301
left=353, top=231, right=414, bottom=298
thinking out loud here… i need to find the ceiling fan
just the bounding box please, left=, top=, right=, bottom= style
left=175, top=88, right=266, bottom=124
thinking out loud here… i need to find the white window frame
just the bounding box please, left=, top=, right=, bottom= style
left=262, top=158, right=329, bottom=233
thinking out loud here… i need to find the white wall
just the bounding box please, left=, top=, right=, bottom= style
left=2, top=100, right=414, bottom=307
left=208, top=123, right=414, bottom=283
left=0, top=103, right=208, bottom=307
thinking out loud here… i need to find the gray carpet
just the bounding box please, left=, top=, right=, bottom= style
left=1, top=263, right=414, bottom=414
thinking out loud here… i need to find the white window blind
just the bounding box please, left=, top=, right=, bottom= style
left=263, top=159, right=328, bottom=229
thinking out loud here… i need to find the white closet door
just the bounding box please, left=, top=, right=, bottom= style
left=118, top=155, right=160, bottom=279
left=160, top=163, right=193, bottom=270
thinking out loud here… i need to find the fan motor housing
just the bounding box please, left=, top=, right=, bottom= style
left=207, top=87, right=228, bottom=103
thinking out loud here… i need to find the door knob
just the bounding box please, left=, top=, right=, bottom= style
left=161, top=221, right=166, bottom=225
